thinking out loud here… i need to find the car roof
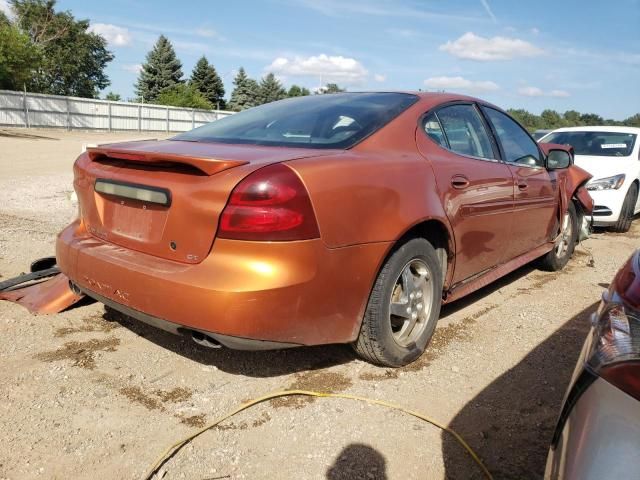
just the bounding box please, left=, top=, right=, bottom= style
left=549, top=126, right=640, bottom=134
left=343, top=90, right=483, bottom=102
left=345, top=90, right=503, bottom=112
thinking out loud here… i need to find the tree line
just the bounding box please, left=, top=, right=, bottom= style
left=1, top=0, right=639, bottom=122
left=0, top=0, right=344, bottom=111
left=132, top=34, right=341, bottom=111
left=507, top=108, right=640, bottom=131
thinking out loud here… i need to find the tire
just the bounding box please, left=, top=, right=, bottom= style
left=538, top=202, right=577, bottom=272
left=353, top=238, right=443, bottom=367
left=612, top=183, right=638, bottom=233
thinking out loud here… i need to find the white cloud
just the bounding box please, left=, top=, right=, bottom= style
left=122, top=64, right=142, bottom=74
left=518, top=86, right=544, bottom=97
left=89, top=23, right=132, bottom=47
left=424, top=76, right=499, bottom=93
left=374, top=74, right=386, bottom=82
left=517, top=86, right=570, bottom=97
left=480, top=0, right=497, bottom=23
left=440, top=32, right=544, bottom=61
left=195, top=27, right=223, bottom=39
left=559, top=47, right=640, bottom=66
left=0, top=0, right=13, bottom=18
left=266, top=54, right=368, bottom=84
left=531, top=27, right=540, bottom=35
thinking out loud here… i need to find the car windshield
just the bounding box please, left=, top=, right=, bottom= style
left=173, top=92, right=418, bottom=149
left=542, top=131, right=636, bottom=157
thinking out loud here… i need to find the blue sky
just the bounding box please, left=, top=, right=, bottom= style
left=14, top=0, right=640, bottom=118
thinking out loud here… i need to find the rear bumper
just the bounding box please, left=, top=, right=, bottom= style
left=79, top=285, right=299, bottom=350
left=57, top=220, right=390, bottom=347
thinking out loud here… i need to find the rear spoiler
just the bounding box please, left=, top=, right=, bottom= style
left=86, top=146, right=248, bottom=176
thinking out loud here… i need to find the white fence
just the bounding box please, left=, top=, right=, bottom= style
left=0, top=90, right=233, bottom=132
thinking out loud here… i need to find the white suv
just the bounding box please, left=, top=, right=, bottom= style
left=540, top=126, right=640, bottom=232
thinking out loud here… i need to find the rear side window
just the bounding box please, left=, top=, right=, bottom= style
left=436, top=105, right=495, bottom=159
left=483, top=107, right=543, bottom=167
left=423, top=113, right=448, bottom=148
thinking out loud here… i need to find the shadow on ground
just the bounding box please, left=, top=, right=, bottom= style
left=99, top=260, right=544, bottom=378
left=440, top=263, right=537, bottom=320
left=103, top=261, right=538, bottom=378
left=442, top=301, right=596, bottom=480
left=326, top=443, right=388, bottom=480
left=0, top=129, right=59, bottom=140
left=105, top=307, right=357, bottom=377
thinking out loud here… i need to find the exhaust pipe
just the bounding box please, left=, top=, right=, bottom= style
left=68, top=281, right=82, bottom=296
left=191, top=330, right=222, bottom=349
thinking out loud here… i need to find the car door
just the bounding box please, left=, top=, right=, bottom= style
left=481, top=106, right=557, bottom=259
left=416, top=103, right=514, bottom=284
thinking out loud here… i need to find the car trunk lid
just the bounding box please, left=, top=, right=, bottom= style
left=75, top=139, right=338, bottom=264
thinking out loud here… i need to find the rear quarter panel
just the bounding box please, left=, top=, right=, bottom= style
left=289, top=150, right=449, bottom=249
left=288, top=95, right=453, bottom=250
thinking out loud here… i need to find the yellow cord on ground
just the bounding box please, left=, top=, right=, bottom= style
left=142, top=389, right=493, bottom=480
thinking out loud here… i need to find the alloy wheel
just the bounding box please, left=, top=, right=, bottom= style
left=389, top=259, right=434, bottom=347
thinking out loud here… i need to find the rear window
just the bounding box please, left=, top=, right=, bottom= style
left=542, top=131, right=637, bottom=157
left=173, top=93, right=418, bottom=149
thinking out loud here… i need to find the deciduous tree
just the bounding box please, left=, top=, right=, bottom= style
left=104, top=91, right=121, bottom=101
left=323, top=83, right=345, bottom=93
left=287, top=85, right=310, bottom=97
left=10, top=0, right=113, bottom=98
left=0, top=22, right=41, bottom=90
left=156, top=83, right=212, bottom=109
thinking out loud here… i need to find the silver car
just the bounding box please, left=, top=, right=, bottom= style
left=546, top=250, right=640, bottom=479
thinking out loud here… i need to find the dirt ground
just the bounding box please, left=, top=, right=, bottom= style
left=0, top=128, right=638, bottom=480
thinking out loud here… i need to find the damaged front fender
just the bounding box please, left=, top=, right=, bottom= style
left=565, top=164, right=594, bottom=214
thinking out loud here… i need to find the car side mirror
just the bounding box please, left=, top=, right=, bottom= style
left=546, top=149, right=572, bottom=170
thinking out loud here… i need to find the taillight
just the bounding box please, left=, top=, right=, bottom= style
left=218, top=163, right=320, bottom=241
left=587, top=254, right=640, bottom=400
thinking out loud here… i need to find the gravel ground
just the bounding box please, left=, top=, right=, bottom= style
left=0, top=128, right=638, bottom=480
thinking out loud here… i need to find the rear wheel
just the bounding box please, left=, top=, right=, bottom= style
left=539, top=202, right=577, bottom=272
left=612, top=183, right=638, bottom=233
left=353, top=238, right=442, bottom=367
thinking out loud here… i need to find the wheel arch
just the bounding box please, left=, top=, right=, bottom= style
left=380, top=217, right=455, bottom=293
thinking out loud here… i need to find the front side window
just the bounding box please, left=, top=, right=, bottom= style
left=435, top=104, right=495, bottom=159
left=483, top=107, right=543, bottom=167
left=541, top=131, right=637, bottom=158
left=173, top=92, right=418, bottom=149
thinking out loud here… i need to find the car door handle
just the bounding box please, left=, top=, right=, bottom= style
left=451, top=175, right=470, bottom=189
left=517, top=181, right=528, bottom=190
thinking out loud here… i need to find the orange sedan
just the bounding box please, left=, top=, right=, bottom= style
left=56, top=92, right=593, bottom=366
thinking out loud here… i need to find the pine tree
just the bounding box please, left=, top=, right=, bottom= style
left=189, top=56, right=225, bottom=109
left=258, top=73, right=287, bottom=105
left=135, top=35, right=183, bottom=102
left=227, top=67, right=260, bottom=112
